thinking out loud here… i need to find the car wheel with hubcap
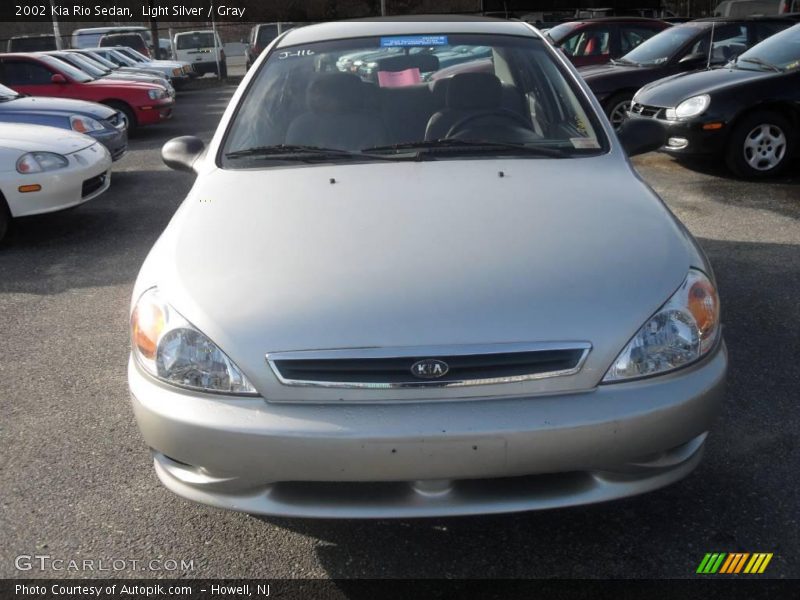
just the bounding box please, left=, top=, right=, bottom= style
left=726, top=111, right=794, bottom=178
left=606, top=93, right=633, bottom=131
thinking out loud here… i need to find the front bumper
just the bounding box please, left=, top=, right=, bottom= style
left=129, top=343, right=726, bottom=518
left=189, top=60, right=223, bottom=75
left=629, top=114, right=729, bottom=157
left=135, top=98, right=174, bottom=125
left=90, top=126, right=127, bottom=161
left=5, top=144, right=112, bottom=217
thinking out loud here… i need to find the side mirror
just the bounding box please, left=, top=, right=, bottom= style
left=162, top=136, right=205, bottom=173
left=617, top=117, right=665, bottom=157
left=51, top=73, right=67, bottom=84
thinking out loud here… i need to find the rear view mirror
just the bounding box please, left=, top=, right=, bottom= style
left=617, top=118, right=665, bottom=157
left=162, top=136, right=205, bottom=173
left=51, top=73, right=67, bottom=84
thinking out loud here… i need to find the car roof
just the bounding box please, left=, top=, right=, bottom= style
left=567, top=16, right=670, bottom=23
left=694, top=15, right=799, bottom=22
left=277, top=16, right=539, bottom=47
left=176, top=30, right=216, bottom=35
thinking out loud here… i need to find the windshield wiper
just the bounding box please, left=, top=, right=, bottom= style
left=225, top=144, right=409, bottom=161
left=364, top=139, right=576, bottom=158
left=611, top=57, right=639, bottom=66
left=737, top=57, right=781, bottom=72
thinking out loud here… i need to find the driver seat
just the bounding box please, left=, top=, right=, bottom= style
left=424, top=72, right=503, bottom=141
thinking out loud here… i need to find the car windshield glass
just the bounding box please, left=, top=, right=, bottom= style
left=79, top=51, right=117, bottom=69
left=107, top=50, right=137, bottom=66
left=114, top=47, right=144, bottom=62
left=54, top=53, right=104, bottom=78
left=72, top=53, right=112, bottom=73
left=622, top=24, right=703, bottom=65
left=177, top=32, right=216, bottom=49
left=735, top=24, right=800, bottom=71
left=222, top=33, right=606, bottom=168
left=38, top=54, right=93, bottom=82
left=124, top=48, right=151, bottom=61
left=545, top=22, right=580, bottom=43
left=0, top=83, right=19, bottom=99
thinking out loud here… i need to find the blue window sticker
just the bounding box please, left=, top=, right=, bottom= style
left=380, top=35, right=448, bottom=47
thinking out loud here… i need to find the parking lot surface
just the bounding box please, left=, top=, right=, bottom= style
left=1, top=82, right=798, bottom=579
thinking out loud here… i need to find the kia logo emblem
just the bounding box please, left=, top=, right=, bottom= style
left=410, top=359, right=449, bottom=379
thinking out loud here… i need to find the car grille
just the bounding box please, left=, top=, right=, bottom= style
left=81, top=173, right=106, bottom=197
left=267, top=342, right=591, bottom=388
left=629, top=103, right=666, bottom=120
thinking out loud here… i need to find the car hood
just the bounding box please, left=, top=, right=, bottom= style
left=578, top=62, right=663, bottom=93
left=634, top=67, right=774, bottom=107
left=0, top=95, right=116, bottom=119
left=146, top=158, right=699, bottom=400
left=0, top=122, right=95, bottom=152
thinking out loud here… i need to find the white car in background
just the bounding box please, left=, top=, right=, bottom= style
left=173, top=30, right=226, bottom=78
left=0, top=123, right=111, bottom=242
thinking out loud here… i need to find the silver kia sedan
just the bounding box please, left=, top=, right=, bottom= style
left=129, top=18, right=726, bottom=518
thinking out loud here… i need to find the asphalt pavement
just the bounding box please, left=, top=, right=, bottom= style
left=1, top=80, right=798, bottom=580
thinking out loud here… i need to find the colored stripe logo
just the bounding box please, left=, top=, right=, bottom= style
left=697, top=553, right=773, bottom=574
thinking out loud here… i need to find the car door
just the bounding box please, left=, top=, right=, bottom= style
left=0, top=58, right=67, bottom=97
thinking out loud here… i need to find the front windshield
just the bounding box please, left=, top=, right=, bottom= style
left=38, top=54, right=93, bottom=83
left=545, top=22, right=580, bottom=44
left=222, top=32, right=606, bottom=168
left=115, top=47, right=145, bottom=62
left=0, top=83, right=19, bottom=99
left=54, top=53, right=104, bottom=78
left=72, top=53, right=112, bottom=73
left=735, top=24, right=800, bottom=71
left=81, top=51, right=118, bottom=70
left=106, top=50, right=137, bottom=67
left=622, top=24, right=703, bottom=65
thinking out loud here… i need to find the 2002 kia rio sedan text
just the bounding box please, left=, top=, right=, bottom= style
left=128, top=18, right=727, bottom=518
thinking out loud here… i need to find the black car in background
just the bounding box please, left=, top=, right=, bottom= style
left=629, top=24, right=800, bottom=178
left=579, top=16, right=798, bottom=128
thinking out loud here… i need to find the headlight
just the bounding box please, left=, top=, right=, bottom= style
left=148, top=88, right=166, bottom=100
left=131, top=288, right=258, bottom=395
left=674, top=94, right=710, bottom=119
left=70, top=115, right=105, bottom=133
left=603, top=269, right=720, bottom=382
left=16, top=152, right=69, bottom=174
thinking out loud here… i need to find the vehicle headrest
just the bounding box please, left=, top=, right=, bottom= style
left=307, top=72, right=364, bottom=113
left=374, top=53, right=440, bottom=73
left=446, top=72, right=502, bottom=109
left=429, top=78, right=450, bottom=105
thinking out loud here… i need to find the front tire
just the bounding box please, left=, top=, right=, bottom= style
left=726, top=111, right=794, bottom=178
left=605, top=93, right=633, bottom=131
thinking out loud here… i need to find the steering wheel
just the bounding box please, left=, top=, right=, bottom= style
left=445, top=109, right=533, bottom=139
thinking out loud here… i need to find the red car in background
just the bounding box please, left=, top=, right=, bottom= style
left=546, top=18, right=671, bottom=67
left=0, top=53, right=173, bottom=132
